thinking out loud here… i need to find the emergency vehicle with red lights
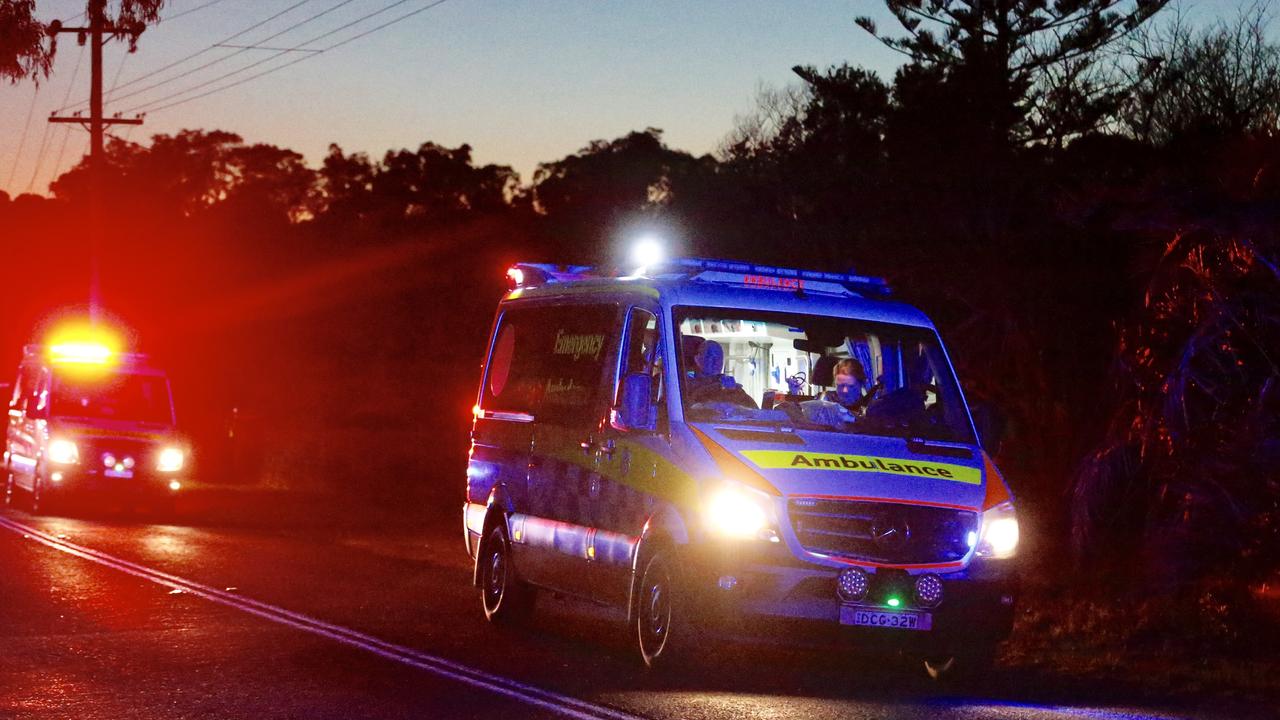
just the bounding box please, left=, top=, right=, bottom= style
left=464, top=255, right=1018, bottom=677
left=4, top=338, right=186, bottom=514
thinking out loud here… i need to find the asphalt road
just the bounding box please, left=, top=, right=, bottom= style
left=0, top=500, right=1272, bottom=720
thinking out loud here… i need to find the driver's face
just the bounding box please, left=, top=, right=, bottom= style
left=835, top=373, right=859, bottom=404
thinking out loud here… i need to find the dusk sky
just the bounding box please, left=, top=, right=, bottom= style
left=0, top=0, right=1257, bottom=197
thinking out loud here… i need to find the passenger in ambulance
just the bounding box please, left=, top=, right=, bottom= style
left=682, top=336, right=756, bottom=408
left=799, top=356, right=879, bottom=426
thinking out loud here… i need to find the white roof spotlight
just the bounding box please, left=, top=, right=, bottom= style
left=630, top=235, right=665, bottom=273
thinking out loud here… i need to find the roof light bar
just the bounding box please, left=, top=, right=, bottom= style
left=660, top=258, right=890, bottom=297
left=47, top=342, right=113, bottom=365
left=504, top=257, right=890, bottom=298
left=506, top=263, right=597, bottom=287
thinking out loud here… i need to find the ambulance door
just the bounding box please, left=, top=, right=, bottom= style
left=523, top=302, right=622, bottom=598
left=585, top=304, right=666, bottom=605
left=6, top=363, right=41, bottom=492
left=469, top=306, right=538, bottom=564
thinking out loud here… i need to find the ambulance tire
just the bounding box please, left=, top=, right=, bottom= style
left=479, top=522, right=535, bottom=625
left=633, top=546, right=700, bottom=670
left=922, top=643, right=996, bottom=683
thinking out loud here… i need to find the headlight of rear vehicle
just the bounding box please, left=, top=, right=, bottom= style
left=157, top=447, right=185, bottom=472
left=975, top=500, right=1019, bottom=559
left=47, top=439, right=79, bottom=465
left=704, top=485, right=779, bottom=542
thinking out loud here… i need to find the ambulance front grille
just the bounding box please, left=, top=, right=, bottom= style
left=788, top=498, right=978, bottom=565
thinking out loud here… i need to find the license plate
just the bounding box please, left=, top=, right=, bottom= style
left=104, top=468, right=134, bottom=479
left=840, top=605, right=932, bottom=631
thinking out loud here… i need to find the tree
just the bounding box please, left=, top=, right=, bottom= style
left=1072, top=192, right=1280, bottom=586
left=530, top=129, right=707, bottom=262
left=1, top=0, right=52, bottom=83
left=373, top=142, right=517, bottom=224
left=857, top=0, right=1170, bottom=148
left=1, top=0, right=166, bottom=84
left=50, top=129, right=316, bottom=225
left=318, top=144, right=378, bottom=221
left=1120, top=6, right=1280, bottom=146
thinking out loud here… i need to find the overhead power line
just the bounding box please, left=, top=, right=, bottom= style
left=50, top=45, right=91, bottom=188
left=128, top=0, right=449, bottom=115
left=59, top=0, right=316, bottom=113
left=165, top=0, right=236, bottom=22
left=100, top=0, right=359, bottom=110
left=6, top=85, right=41, bottom=190
left=23, top=42, right=88, bottom=194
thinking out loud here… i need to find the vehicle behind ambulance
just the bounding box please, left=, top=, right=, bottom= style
left=4, top=342, right=186, bottom=514
left=464, top=258, right=1018, bottom=677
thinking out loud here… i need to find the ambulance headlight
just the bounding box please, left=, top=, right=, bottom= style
left=157, top=447, right=185, bottom=473
left=705, top=486, right=777, bottom=542
left=976, top=501, right=1019, bottom=559
left=48, top=439, right=79, bottom=465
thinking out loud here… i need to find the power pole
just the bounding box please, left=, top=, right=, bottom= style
left=45, top=0, right=145, bottom=320
left=47, top=1, right=145, bottom=164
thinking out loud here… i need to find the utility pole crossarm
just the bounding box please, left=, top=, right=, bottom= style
left=48, top=116, right=143, bottom=125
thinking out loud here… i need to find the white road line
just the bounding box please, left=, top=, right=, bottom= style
left=0, top=516, right=645, bottom=720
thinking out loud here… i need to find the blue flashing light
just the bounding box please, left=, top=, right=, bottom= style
left=658, top=258, right=891, bottom=298
left=506, top=257, right=891, bottom=299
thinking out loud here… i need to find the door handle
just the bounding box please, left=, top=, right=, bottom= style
left=579, top=437, right=616, bottom=458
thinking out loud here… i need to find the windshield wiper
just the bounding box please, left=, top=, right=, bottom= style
left=906, top=436, right=974, bottom=459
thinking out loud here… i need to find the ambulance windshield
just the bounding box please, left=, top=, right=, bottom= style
left=675, top=308, right=975, bottom=444
left=50, top=371, right=174, bottom=425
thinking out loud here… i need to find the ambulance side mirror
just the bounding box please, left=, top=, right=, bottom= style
left=613, top=372, right=656, bottom=432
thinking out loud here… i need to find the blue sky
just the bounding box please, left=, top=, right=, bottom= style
left=0, top=0, right=1263, bottom=196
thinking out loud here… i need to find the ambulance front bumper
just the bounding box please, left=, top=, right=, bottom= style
left=680, top=541, right=1016, bottom=650
left=42, top=467, right=183, bottom=501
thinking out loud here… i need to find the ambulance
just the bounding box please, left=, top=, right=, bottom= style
left=4, top=341, right=186, bottom=514
left=464, top=258, right=1017, bottom=676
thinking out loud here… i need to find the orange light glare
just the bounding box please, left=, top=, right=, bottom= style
left=48, top=342, right=113, bottom=364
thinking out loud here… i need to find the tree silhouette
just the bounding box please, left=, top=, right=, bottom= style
left=530, top=129, right=708, bottom=262
left=857, top=0, right=1169, bottom=147
left=0, top=0, right=166, bottom=84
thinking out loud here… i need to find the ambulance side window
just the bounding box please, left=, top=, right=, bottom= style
left=482, top=306, right=548, bottom=418
left=617, top=307, right=663, bottom=411
left=12, top=365, right=38, bottom=412
left=481, top=304, right=619, bottom=426
left=537, top=304, right=619, bottom=427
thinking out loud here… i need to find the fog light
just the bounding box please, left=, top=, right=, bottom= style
left=168, top=480, right=181, bottom=492
left=914, top=573, right=944, bottom=608
left=51, top=472, right=64, bottom=483
left=837, top=567, right=869, bottom=602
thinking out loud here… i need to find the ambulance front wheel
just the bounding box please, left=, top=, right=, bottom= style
left=478, top=522, right=535, bottom=625
left=633, top=547, right=700, bottom=669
